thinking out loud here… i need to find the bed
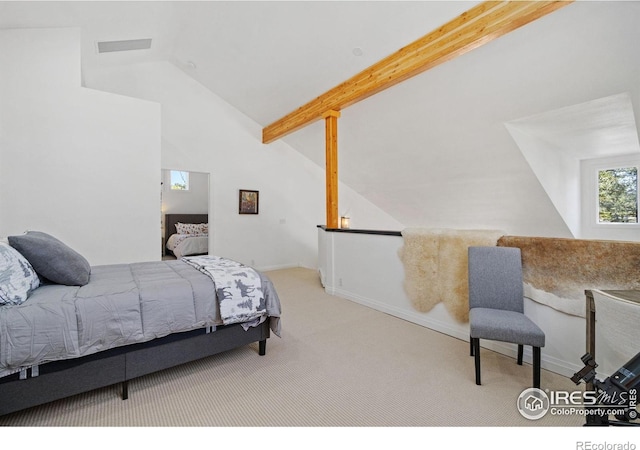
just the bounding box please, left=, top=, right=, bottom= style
left=165, top=213, right=209, bottom=258
left=0, top=231, right=281, bottom=416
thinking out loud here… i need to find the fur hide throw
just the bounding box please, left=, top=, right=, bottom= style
left=398, top=228, right=504, bottom=323
left=498, top=236, right=640, bottom=317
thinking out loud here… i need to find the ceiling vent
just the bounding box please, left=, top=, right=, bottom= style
left=96, top=38, right=152, bottom=53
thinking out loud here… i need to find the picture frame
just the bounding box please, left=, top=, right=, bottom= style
left=239, top=189, right=259, bottom=214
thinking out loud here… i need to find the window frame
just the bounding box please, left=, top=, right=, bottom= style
left=169, top=170, right=190, bottom=192
left=581, top=155, right=639, bottom=236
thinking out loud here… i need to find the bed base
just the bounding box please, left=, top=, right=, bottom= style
left=0, top=321, right=269, bottom=416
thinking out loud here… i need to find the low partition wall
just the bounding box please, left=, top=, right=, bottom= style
left=317, top=226, right=587, bottom=377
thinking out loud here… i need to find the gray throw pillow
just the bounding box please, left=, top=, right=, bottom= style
left=8, top=231, right=91, bottom=286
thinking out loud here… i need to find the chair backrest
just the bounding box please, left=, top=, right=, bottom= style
left=468, top=246, right=524, bottom=313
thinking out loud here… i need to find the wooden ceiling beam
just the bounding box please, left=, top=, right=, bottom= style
left=262, top=1, right=573, bottom=144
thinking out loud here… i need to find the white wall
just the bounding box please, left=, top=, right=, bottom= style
left=505, top=125, right=581, bottom=237
left=318, top=228, right=586, bottom=378
left=85, top=61, right=403, bottom=270
left=0, top=28, right=160, bottom=265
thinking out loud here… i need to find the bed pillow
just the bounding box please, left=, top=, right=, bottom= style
left=8, top=231, right=91, bottom=286
left=0, top=242, right=40, bottom=305
left=176, top=222, right=208, bottom=235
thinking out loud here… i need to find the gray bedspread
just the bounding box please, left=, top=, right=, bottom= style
left=0, top=259, right=281, bottom=379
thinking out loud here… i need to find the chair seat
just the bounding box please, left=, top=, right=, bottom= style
left=470, top=307, right=545, bottom=348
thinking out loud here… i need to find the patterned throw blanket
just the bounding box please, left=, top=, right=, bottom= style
left=182, top=255, right=266, bottom=325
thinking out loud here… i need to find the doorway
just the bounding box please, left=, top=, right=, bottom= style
left=161, top=169, right=210, bottom=260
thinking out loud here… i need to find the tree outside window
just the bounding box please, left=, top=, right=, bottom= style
left=598, top=166, right=638, bottom=223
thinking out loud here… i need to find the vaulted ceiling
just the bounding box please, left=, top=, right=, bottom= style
left=2, top=1, right=640, bottom=232
left=0, top=1, right=480, bottom=125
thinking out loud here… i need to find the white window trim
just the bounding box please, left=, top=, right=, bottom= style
left=581, top=154, right=639, bottom=240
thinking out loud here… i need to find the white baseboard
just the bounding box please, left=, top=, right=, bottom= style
left=258, top=263, right=300, bottom=272
left=329, top=286, right=581, bottom=378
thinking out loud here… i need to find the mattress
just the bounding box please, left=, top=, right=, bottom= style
left=166, top=234, right=208, bottom=258
left=0, top=259, right=281, bottom=378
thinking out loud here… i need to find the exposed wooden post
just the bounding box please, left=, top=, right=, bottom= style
left=323, top=110, right=341, bottom=228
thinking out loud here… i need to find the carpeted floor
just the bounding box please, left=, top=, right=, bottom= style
left=1, top=267, right=589, bottom=431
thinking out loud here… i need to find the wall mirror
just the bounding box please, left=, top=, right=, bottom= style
left=161, top=169, right=210, bottom=260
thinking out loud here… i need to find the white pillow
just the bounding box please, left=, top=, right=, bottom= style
left=175, top=222, right=208, bottom=235
left=0, top=242, right=40, bottom=305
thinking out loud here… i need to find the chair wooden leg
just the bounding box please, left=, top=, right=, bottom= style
left=533, top=346, right=541, bottom=389
left=473, top=338, right=481, bottom=385
left=517, top=344, right=523, bottom=365
left=470, top=336, right=474, bottom=356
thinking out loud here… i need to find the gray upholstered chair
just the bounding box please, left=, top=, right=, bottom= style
left=468, top=246, right=545, bottom=388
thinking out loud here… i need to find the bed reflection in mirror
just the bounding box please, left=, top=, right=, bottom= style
left=161, top=169, right=210, bottom=260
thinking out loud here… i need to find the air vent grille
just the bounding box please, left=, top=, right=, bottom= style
left=97, top=38, right=152, bottom=53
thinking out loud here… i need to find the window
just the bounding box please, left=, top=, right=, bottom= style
left=170, top=170, right=189, bottom=191
left=598, top=166, right=638, bottom=223
left=581, top=155, right=639, bottom=240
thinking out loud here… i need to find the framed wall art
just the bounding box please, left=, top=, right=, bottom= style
left=239, top=189, right=259, bottom=214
